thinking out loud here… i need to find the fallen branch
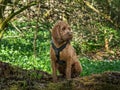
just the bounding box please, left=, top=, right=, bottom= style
left=11, top=22, right=23, bottom=33
left=3, top=35, right=23, bottom=39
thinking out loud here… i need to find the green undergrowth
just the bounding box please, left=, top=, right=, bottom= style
left=0, top=21, right=120, bottom=76
left=80, top=58, right=120, bottom=76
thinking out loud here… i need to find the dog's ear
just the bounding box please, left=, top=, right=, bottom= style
left=52, top=24, right=62, bottom=42
left=52, top=24, right=59, bottom=38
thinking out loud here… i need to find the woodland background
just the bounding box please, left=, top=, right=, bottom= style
left=0, top=0, right=120, bottom=90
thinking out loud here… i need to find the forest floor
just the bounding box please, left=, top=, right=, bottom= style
left=0, top=61, right=120, bottom=90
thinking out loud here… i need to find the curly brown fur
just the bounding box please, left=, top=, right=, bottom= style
left=50, top=21, right=82, bottom=82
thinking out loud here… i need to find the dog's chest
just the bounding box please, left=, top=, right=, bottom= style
left=59, top=48, right=69, bottom=61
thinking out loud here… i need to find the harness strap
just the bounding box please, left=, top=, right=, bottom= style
left=51, top=41, right=68, bottom=65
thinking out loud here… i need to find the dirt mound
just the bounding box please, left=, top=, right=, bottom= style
left=0, top=61, right=120, bottom=90
left=46, top=72, right=120, bottom=90
left=77, top=71, right=120, bottom=90
left=0, top=61, right=52, bottom=90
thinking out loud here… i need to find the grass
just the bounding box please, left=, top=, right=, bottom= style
left=80, top=58, right=120, bottom=76
left=0, top=21, right=120, bottom=76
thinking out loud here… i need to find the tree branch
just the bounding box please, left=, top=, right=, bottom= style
left=1, top=2, right=36, bottom=29
left=83, top=0, right=119, bottom=28
left=0, top=1, right=36, bottom=39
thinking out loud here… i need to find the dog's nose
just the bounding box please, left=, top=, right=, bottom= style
left=67, top=31, right=72, bottom=36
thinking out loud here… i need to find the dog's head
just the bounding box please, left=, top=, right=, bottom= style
left=52, top=21, right=73, bottom=44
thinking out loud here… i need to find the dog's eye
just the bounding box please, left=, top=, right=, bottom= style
left=62, top=27, right=66, bottom=31
left=68, top=27, right=71, bottom=31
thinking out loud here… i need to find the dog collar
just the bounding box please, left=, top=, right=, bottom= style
left=51, top=40, right=68, bottom=65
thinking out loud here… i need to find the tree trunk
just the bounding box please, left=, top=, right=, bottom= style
left=104, top=30, right=109, bottom=51
left=33, top=0, right=40, bottom=58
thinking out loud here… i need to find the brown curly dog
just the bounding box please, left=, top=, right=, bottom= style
left=50, top=21, right=82, bottom=82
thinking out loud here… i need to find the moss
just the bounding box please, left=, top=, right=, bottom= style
left=44, top=72, right=120, bottom=90
left=46, top=80, right=73, bottom=90
left=10, top=85, right=19, bottom=90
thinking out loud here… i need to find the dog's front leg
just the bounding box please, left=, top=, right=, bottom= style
left=66, top=59, right=71, bottom=79
left=51, top=60, right=57, bottom=82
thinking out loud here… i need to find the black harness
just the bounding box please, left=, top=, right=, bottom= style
left=51, top=41, right=68, bottom=65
